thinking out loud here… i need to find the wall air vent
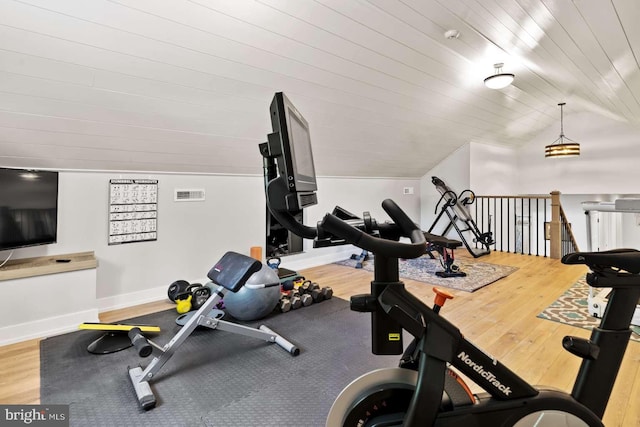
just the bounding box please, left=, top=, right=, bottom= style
left=174, top=189, right=205, bottom=202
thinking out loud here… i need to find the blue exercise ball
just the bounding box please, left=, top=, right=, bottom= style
left=222, top=264, right=280, bottom=321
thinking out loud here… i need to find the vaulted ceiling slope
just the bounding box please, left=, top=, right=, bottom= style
left=0, top=0, right=638, bottom=177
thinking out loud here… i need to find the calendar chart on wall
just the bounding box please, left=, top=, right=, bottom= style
left=109, top=179, right=158, bottom=245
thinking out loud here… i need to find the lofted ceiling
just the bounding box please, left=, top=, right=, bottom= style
left=0, top=0, right=638, bottom=178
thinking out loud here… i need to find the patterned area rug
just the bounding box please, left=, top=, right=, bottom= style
left=334, top=255, right=518, bottom=292
left=538, top=276, right=640, bottom=343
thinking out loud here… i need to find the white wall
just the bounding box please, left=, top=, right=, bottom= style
left=620, top=210, right=640, bottom=250
left=469, top=142, right=517, bottom=195
left=419, top=142, right=519, bottom=247
left=419, top=113, right=640, bottom=253
left=558, top=194, right=593, bottom=252
left=565, top=194, right=640, bottom=252
left=517, top=112, right=640, bottom=194
left=6, top=108, right=639, bottom=344
left=514, top=111, right=640, bottom=251
left=285, top=176, right=421, bottom=270
left=1, top=171, right=420, bottom=313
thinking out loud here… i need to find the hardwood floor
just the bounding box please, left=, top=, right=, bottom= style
left=1, top=251, right=638, bottom=426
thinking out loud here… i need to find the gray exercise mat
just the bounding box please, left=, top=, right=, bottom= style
left=40, top=298, right=401, bottom=426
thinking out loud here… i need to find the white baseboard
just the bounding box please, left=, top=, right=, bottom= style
left=97, top=248, right=357, bottom=312
left=275, top=246, right=357, bottom=272
left=1, top=250, right=358, bottom=346
left=0, top=308, right=99, bottom=347
left=98, top=285, right=168, bottom=312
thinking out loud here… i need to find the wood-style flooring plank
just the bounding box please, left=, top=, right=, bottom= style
left=0, top=251, right=637, bottom=426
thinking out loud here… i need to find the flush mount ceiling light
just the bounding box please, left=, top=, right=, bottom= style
left=484, top=63, right=514, bottom=89
left=545, top=102, right=580, bottom=158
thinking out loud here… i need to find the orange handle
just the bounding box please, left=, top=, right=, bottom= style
left=433, top=287, right=454, bottom=307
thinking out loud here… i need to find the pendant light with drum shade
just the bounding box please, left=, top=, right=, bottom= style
left=545, top=103, right=580, bottom=158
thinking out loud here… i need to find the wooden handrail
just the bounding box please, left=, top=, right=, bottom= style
left=560, top=205, right=579, bottom=255
left=549, top=191, right=579, bottom=258
left=477, top=195, right=551, bottom=200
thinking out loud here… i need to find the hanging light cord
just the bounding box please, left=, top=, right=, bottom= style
left=552, top=102, right=577, bottom=145
left=545, top=102, right=579, bottom=157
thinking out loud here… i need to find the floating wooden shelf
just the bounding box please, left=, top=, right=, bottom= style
left=0, top=251, right=98, bottom=281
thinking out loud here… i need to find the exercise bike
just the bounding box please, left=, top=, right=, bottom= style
left=258, top=91, right=636, bottom=426
left=320, top=202, right=640, bottom=426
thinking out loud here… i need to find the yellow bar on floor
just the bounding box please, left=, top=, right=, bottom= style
left=79, top=323, right=161, bottom=333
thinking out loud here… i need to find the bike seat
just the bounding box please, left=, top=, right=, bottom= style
left=424, top=232, right=462, bottom=249
left=562, top=249, right=640, bottom=274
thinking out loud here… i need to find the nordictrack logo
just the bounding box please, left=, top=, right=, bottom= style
left=1, top=405, right=68, bottom=426
left=457, top=352, right=512, bottom=396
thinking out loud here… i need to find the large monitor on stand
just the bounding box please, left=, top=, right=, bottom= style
left=267, top=92, right=318, bottom=211
left=260, top=92, right=428, bottom=357
left=260, top=93, right=319, bottom=256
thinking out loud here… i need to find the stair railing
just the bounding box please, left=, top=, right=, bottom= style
left=473, top=190, right=578, bottom=258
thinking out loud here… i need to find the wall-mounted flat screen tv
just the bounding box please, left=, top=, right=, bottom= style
left=0, top=168, right=59, bottom=251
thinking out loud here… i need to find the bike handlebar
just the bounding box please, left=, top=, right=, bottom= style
left=319, top=199, right=426, bottom=259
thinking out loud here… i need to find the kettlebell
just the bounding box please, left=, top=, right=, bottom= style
left=266, top=257, right=281, bottom=269
left=176, top=295, right=192, bottom=314
left=190, top=286, right=211, bottom=311
left=168, top=280, right=191, bottom=302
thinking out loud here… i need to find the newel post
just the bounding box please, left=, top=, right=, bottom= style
left=550, top=190, right=561, bottom=259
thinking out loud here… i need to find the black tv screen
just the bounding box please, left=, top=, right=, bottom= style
left=268, top=92, right=318, bottom=211
left=0, top=168, right=58, bottom=251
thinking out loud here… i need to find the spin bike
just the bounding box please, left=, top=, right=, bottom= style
left=320, top=200, right=640, bottom=426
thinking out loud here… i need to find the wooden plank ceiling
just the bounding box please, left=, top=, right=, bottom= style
left=0, top=0, right=638, bottom=177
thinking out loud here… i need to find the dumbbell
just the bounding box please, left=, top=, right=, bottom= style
left=301, top=281, right=324, bottom=303
left=281, top=290, right=302, bottom=310
left=298, top=280, right=314, bottom=295
left=286, top=286, right=312, bottom=307
left=277, top=294, right=292, bottom=313
left=292, top=290, right=306, bottom=309
left=320, top=286, right=333, bottom=300
left=296, top=290, right=313, bottom=307
left=302, top=282, right=334, bottom=302
left=308, top=281, right=333, bottom=300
